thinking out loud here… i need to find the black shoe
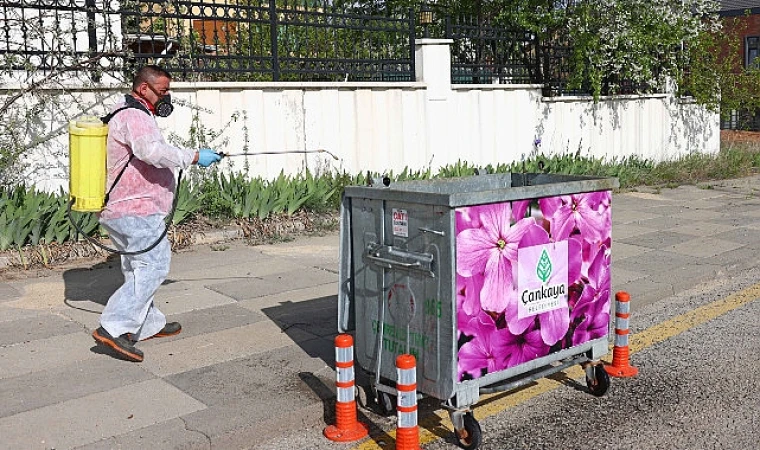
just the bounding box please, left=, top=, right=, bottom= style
left=154, top=322, right=181, bottom=338
left=125, top=322, right=182, bottom=343
left=92, top=327, right=144, bottom=362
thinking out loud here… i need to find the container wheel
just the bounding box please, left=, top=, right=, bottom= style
left=378, top=391, right=396, bottom=416
left=356, top=384, right=370, bottom=410
left=586, top=364, right=611, bottom=397
left=454, top=412, right=482, bottom=450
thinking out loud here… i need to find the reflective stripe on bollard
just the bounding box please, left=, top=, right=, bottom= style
left=605, top=291, right=639, bottom=378
left=324, top=334, right=369, bottom=442
left=396, top=354, right=420, bottom=450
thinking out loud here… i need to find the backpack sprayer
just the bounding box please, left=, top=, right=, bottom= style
left=68, top=114, right=339, bottom=255
left=68, top=116, right=110, bottom=213
left=67, top=114, right=173, bottom=256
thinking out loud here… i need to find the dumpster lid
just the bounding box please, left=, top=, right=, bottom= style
left=343, top=173, right=619, bottom=207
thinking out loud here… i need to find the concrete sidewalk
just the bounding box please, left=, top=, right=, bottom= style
left=2, top=176, right=760, bottom=450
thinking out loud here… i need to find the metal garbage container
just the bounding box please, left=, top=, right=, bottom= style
left=338, top=172, right=618, bottom=449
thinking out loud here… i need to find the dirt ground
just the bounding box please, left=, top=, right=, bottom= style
left=0, top=212, right=338, bottom=280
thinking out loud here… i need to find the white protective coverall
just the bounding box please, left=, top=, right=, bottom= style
left=98, top=96, right=196, bottom=341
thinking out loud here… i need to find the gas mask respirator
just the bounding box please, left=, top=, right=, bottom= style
left=153, top=93, right=173, bottom=118
left=137, top=84, right=174, bottom=118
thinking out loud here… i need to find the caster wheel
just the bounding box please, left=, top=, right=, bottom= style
left=587, top=364, right=611, bottom=397
left=356, top=385, right=370, bottom=409
left=454, top=412, right=482, bottom=450
left=378, top=391, right=396, bottom=416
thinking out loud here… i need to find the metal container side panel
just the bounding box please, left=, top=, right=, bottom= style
left=348, top=197, right=385, bottom=371
left=349, top=197, right=458, bottom=400
left=454, top=191, right=612, bottom=389
left=338, top=195, right=355, bottom=333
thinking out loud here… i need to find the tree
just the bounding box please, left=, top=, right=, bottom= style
left=469, top=0, right=759, bottom=113
left=565, top=0, right=721, bottom=98
left=682, top=14, right=760, bottom=119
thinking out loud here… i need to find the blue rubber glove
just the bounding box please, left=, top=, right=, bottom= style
left=197, top=148, right=222, bottom=167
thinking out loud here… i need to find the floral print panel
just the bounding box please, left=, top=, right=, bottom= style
left=455, top=192, right=612, bottom=382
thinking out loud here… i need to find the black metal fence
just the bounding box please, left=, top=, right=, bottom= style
left=445, top=15, right=537, bottom=85
left=1, top=0, right=416, bottom=82
left=721, top=109, right=760, bottom=131
left=1, top=0, right=663, bottom=95
left=443, top=14, right=664, bottom=96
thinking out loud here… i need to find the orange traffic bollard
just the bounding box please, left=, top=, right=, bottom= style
left=324, top=334, right=369, bottom=442
left=395, top=354, right=420, bottom=450
left=604, top=291, right=639, bottom=377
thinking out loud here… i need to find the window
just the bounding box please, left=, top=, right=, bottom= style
left=746, top=36, right=760, bottom=68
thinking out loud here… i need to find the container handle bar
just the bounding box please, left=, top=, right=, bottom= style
left=365, top=254, right=422, bottom=268
left=364, top=244, right=435, bottom=277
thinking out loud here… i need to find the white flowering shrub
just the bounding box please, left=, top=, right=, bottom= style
left=566, top=0, right=721, bottom=97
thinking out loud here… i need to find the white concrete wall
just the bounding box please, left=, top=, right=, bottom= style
left=16, top=40, right=720, bottom=192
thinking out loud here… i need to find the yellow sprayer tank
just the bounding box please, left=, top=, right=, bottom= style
left=69, top=116, right=108, bottom=212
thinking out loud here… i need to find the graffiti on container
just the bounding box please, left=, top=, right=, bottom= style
left=424, top=298, right=442, bottom=318
left=371, top=319, right=430, bottom=359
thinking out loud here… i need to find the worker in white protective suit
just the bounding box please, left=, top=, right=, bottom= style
left=92, top=65, right=222, bottom=362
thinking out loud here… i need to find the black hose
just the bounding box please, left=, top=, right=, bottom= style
left=66, top=170, right=182, bottom=256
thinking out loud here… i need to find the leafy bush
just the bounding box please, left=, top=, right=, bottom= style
left=0, top=186, right=100, bottom=251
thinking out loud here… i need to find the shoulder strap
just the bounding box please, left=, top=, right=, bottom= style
left=104, top=153, right=135, bottom=206
left=100, top=94, right=151, bottom=124
left=100, top=106, right=130, bottom=124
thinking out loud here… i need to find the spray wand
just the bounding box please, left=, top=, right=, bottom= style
left=216, top=149, right=340, bottom=160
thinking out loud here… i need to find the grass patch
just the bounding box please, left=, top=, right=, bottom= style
left=638, top=142, right=760, bottom=187
left=506, top=141, right=760, bottom=189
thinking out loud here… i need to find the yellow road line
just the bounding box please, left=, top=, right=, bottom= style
left=353, top=283, right=760, bottom=449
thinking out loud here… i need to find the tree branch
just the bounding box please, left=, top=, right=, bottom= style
left=0, top=51, right=121, bottom=117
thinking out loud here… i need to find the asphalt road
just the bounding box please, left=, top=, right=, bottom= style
left=263, top=265, right=760, bottom=450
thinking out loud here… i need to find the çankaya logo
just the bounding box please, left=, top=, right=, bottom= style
left=517, top=241, right=568, bottom=318
left=536, top=249, right=552, bottom=283
left=521, top=249, right=566, bottom=305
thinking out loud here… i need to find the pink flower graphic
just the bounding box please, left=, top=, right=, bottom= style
left=457, top=273, right=484, bottom=317
left=587, top=244, right=611, bottom=295
left=571, top=244, right=611, bottom=345
left=511, top=200, right=530, bottom=224
left=503, top=327, right=551, bottom=369
left=456, top=207, right=480, bottom=232
left=457, top=273, right=491, bottom=341
left=455, top=192, right=612, bottom=378
left=570, top=292, right=610, bottom=346
left=457, top=306, right=495, bottom=342
left=539, top=192, right=608, bottom=243
left=458, top=323, right=511, bottom=380
left=456, top=203, right=538, bottom=313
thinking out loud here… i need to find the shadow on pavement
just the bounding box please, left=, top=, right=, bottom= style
left=261, top=294, right=339, bottom=364
left=61, top=254, right=123, bottom=312
left=300, top=371, right=391, bottom=444
left=263, top=296, right=345, bottom=425
left=299, top=372, right=336, bottom=426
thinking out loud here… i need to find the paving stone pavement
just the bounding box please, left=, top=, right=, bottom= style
left=1, top=176, right=759, bottom=450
